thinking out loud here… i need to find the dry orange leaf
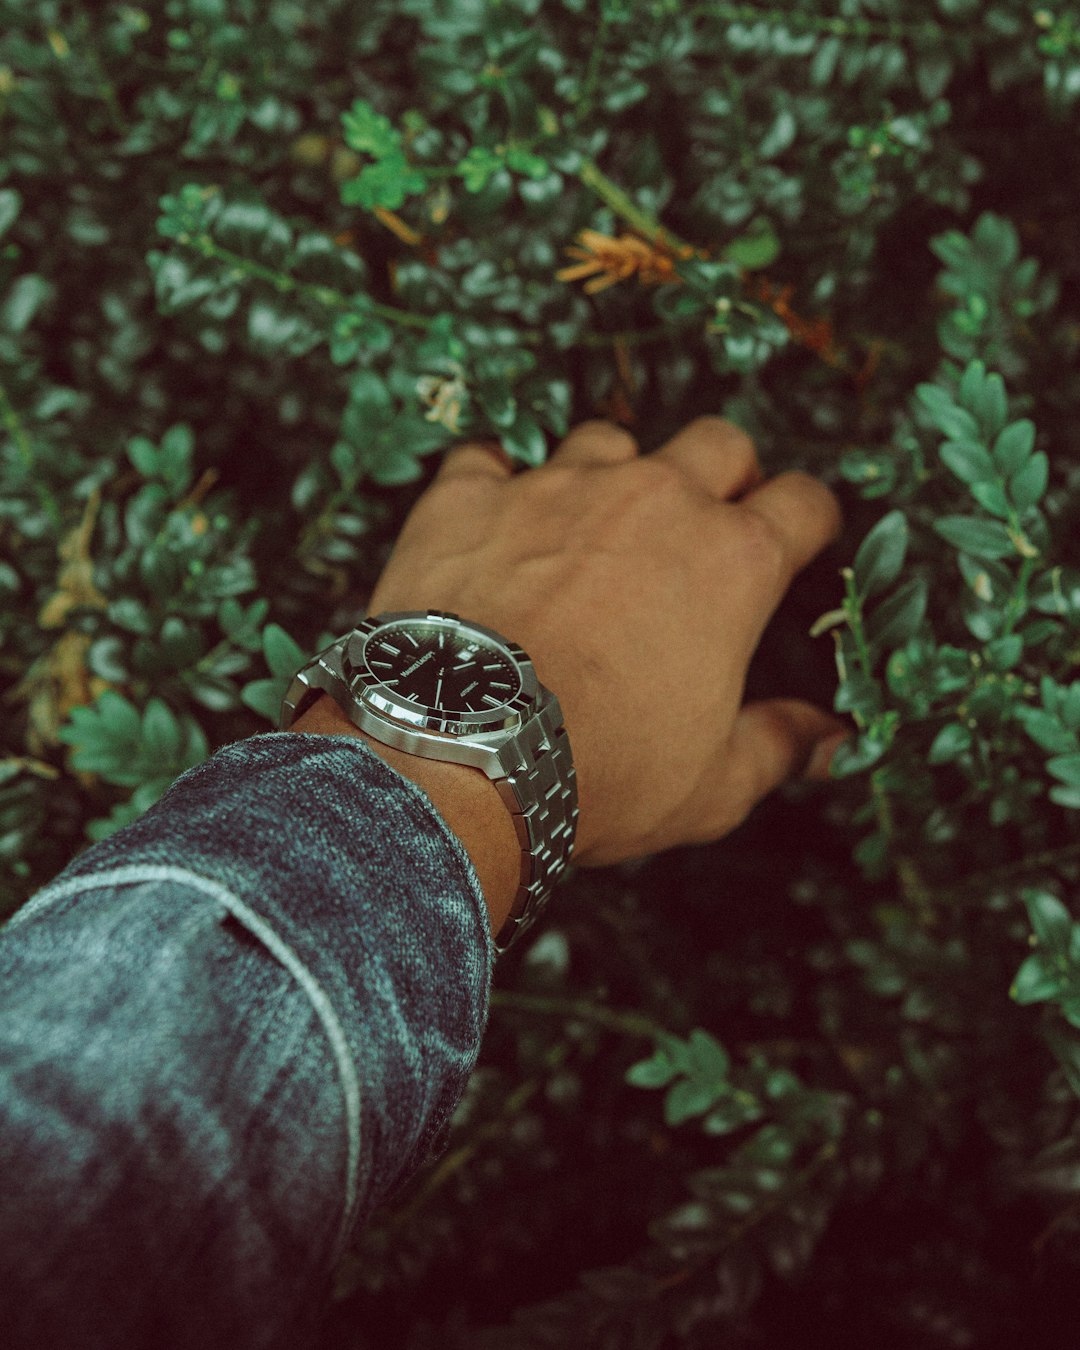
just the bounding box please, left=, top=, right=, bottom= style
left=556, top=229, right=687, bottom=294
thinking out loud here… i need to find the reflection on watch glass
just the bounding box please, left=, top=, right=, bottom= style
left=364, top=621, right=520, bottom=714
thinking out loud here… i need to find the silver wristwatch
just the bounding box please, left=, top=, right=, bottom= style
left=279, top=609, right=579, bottom=952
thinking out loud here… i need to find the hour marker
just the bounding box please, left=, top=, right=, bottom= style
left=380, top=644, right=401, bottom=656
left=482, top=662, right=503, bottom=671
left=490, top=681, right=512, bottom=691
left=481, top=693, right=503, bottom=706
left=403, top=632, right=419, bottom=647
left=369, top=659, right=393, bottom=668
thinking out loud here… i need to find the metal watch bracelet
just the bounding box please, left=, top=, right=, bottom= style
left=280, top=634, right=579, bottom=952
left=486, top=692, right=578, bottom=951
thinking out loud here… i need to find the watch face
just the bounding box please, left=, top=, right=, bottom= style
left=363, top=620, right=522, bottom=715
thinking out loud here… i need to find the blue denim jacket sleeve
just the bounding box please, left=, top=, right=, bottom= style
left=0, top=730, right=494, bottom=1350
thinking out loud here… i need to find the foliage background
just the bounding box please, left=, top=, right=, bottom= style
left=4, top=0, right=1080, bottom=1344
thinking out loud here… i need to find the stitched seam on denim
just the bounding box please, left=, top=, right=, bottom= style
left=10, top=862, right=362, bottom=1257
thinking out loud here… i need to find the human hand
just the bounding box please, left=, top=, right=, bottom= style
left=365, top=417, right=849, bottom=869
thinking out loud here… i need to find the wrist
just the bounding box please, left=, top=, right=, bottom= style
left=287, top=693, right=519, bottom=940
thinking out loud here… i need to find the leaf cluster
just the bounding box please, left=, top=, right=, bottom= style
left=4, top=1, right=1080, bottom=1345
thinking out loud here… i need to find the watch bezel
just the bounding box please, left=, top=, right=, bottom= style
left=344, top=609, right=538, bottom=739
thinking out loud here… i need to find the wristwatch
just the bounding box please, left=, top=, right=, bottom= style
left=279, top=609, right=579, bottom=952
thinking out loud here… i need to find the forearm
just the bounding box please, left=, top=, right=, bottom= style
left=0, top=732, right=493, bottom=1347
left=289, top=692, right=521, bottom=941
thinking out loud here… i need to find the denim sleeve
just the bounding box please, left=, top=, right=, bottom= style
left=0, top=730, right=493, bottom=1350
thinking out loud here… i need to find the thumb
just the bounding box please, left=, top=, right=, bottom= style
left=726, top=698, right=852, bottom=818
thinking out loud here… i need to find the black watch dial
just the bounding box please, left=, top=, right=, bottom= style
left=364, top=621, right=521, bottom=714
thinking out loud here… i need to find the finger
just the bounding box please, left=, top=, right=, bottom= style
left=739, top=470, right=843, bottom=578
left=547, top=419, right=639, bottom=468
left=718, top=699, right=851, bottom=830
left=803, top=728, right=854, bottom=781
left=651, top=415, right=764, bottom=500
left=431, top=438, right=517, bottom=485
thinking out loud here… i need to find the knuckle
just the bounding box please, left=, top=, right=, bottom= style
left=418, top=473, right=496, bottom=529
left=531, top=459, right=583, bottom=496
left=738, top=507, right=787, bottom=577
left=610, top=456, right=690, bottom=517
left=686, top=414, right=757, bottom=455
left=781, top=470, right=843, bottom=532
left=429, top=472, right=489, bottom=507
left=571, top=418, right=639, bottom=454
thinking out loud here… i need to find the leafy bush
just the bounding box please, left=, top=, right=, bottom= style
left=4, top=0, right=1080, bottom=1344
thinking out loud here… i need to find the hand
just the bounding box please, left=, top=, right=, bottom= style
left=365, top=417, right=849, bottom=870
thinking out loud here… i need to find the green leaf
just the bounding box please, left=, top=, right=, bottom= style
left=916, top=384, right=979, bottom=441
left=928, top=723, right=973, bottom=764
left=866, top=576, right=928, bottom=653
left=142, top=697, right=183, bottom=760
left=0, top=188, right=21, bottom=239
left=519, top=171, right=565, bottom=213
left=625, top=1052, right=678, bottom=1089
left=1063, top=683, right=1080, bottom=731
left=341, top=155, right=427, bottom=210
left=957, top=359, right=986, bottom=412
left=57, top=690, right=141, bottom=772
left=1047, top=753, right=1080, bottom=789
left=839, top=450, right=897, bottom=499
left=108, top=597, right=155, bottom=635
left=241, top=676, right=286, bottom=723
left=932, top=516, right=1015, bottom=559
left=341, top=98, right=401, bottom=158
left=185, top=671, right=240, bottom=712
left=992, top=419, right=1036, bottom=475
left=504, top=144, right=549, bottom=179
left=969, top=480, right=1012, bottom=520
left=724, top=218, right=780, bottom=270
left=263, top=623, right=306, bottom=678
left=687, top=1029, right=730, bottom=1083
left=939, top=438, right=996, bottom=486
left=1009, top=453, right=1049, bottom=513
left=1024, top=889, right=1074, bottom=957
left=2, top=274, right=52, bottom=333
left=703, top=1096, right=763, bottom=1134
left=977, top=372, right=1008, bottom=440
left=830, top=731, right=889, bottom=777
left=809, top=34, right=841, bottom=85
left=742, top=1122, right=796, bottom=1167
left=159, top=615, right=204, bottom=669
left=1011, top=953, right=1064, bottom=1004
left=248, top=299, right=306, bottom=351
left=600, top=74, right=650, bottom=113
left=664, top=1077, right=720, bottom=1126
left=56, top=690, right=206, bottom=789
left=985, top=633, right=1023, bottom=670
left=834, top=670, right=882, bottom=720
left=348, top=369, right=393, bottom=423
left=368, top=440, right=424, bottom=485
left=852, top=510, right=908, bottom=600
left=458, top=146, right=504, bottom=193
left=502, top=411, right=547, bottom=466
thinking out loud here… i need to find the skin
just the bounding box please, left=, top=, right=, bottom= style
left=290, top=417, right=851, bottom=940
